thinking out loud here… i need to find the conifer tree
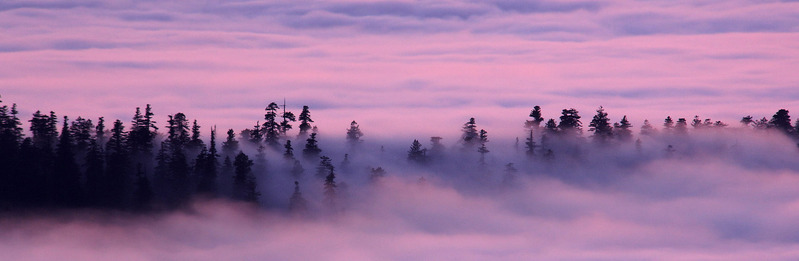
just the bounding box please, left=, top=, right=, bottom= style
left=248, top=122, right=263, bottom=144
left=323, top=167, right=337, bottom=210
left=186, top=119, right=205, bottom=154
left=407, top=139, right=426, bottom=163
left=316, top=156, right=334, bottom=179
left=461, top=118, right=479, bottom=148
left=558, top=108, right=582, bottom=135
left=233, top=151, right=259, bottom=202
left=614, top=115, right=633, bottom=142
left=544, top=119, right=559, bottom=135
left=770, top=109, right=793, bottom=135
left=290, top=159, right=304, bottom=180
left=132, top=164, right=153, bottom=211
left=525, top=105, right=545, bottom=130
left=303, top=133, right=322, bottom=160
left=675, top=118, right=688, bottom=135
left=588, top=106, right=613, bottom=143
left=369, top=167, right=386, bottom=182
left=83, top=138, right=105, bottom=207
left=524, top=130, right=536, bottom=156
left=740, top=115, right=754, bottom=127
left=263, top=102, right=281, bottom=147
left=280, top=103, right=296, bottom=137
left=30, top=110, right=58, bottom=151
left=298, top=106, right=314, bottom=139
left=54, top=116, right=83, bottom=207
left=640, top=119, right=656, bottom=136
left=346, top=120, right=363, bottom=146
left=95, top=117, right=106, bottom=146
left=663, top=116, right=674, bottom=133
left=105, top=119, right=129, bottom=208
left=477, top=129, right=490, bottom=165
left=128, top=105, right=158, bottom=166
left=222, top=129, right=239, bottom=157
left=69, top=116, right=93, bottom=154
left=288, top=181, right=307, bottom=214
left=284, top=140, right=294, bottom=159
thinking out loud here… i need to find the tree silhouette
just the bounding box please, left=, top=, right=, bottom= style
left=461, top=117, right=479, bottom=148
left=614, top=115, right=633, bottom=142
left=263, top=102, right=281, bottom=147
left=298, top=105, right=314, bottom=139
left=303, top=133, right=322, bottom=160
left=525, top=105, right=545, bottom=129
left=558, top=108, right=582, bottom=135
left=407, top=139, right=426, bottom=163
left=284, top=140, right=294, bottom=159
left=770, top=109, right=793, bottom=135
left=640, top=119, right=656, bottom=136
left=346, top=120, right=363, bottom=146
left=233, top=151, right=259, bottom=202
left=54, top=116, right=83, bottom=207
left=588, top=106, right=612, bottom=143
left=316, top=156, right=334, bottom=179
left=288, top=181, right=307, bottom=215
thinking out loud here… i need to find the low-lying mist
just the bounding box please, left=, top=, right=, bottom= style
left=4, top=126, right=799, bottom=260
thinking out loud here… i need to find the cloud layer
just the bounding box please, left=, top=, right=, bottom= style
left=1, top=0, right=798, bottom=138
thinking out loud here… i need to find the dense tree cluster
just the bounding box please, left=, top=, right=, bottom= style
left=1, top=95, right=798, bottom=214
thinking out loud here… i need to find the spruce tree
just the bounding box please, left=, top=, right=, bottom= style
left=316, top=156, right=334, bottom=179
left=105, top=119, right=129, bottom=208
left=770, top=109, right=793, bottom=135
left=640, top=119, right=656, bottom=136
left=524, top=130, right=536, bottom=156
left=663, top=116, right=674, bottom=134
left=233, top=151, right=259, bottom=202
left=477, top=129, right=489, bottom=165
left=675, top=118, right=688, bottom=135
left=614, top=115, right=633, bottom=142
left=280, top=103, right=296, bottom=137
left=461, top=117, right=479, bottom=148
left=588, top=106, right=613, bottom=143
left=284, top=140, right=294, bottom=159
left=525, top=105, right=545, bottom=130
left=298, top=106, right=314, bottom=138
left=54, top=116, right=83, bottom=207
left=288, top=181, right=307, bottom=214
left=346, top=120, right=363, bottom=146
left=544, top=119, right=559, bottom=135
left=263, top=102, right=281, bottom=146
left=222, top=129, right=239, bottom=157
left=303, top=133, right=322, bottom=160
left=407, top=139, right=426, bottom=163
left=558, top=108, right=582, bottom=136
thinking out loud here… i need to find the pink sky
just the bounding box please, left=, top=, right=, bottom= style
left=2, top=0, right=799, bottom=140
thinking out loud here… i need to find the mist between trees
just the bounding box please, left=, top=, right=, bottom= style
left=1, top=95, right=799, bottom=216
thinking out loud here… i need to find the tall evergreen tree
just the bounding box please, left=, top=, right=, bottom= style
left=461, top=117, right=479, bottom=148
left=640, top=119, right=656, bottom=136
left=186, top=119, right=205, bottom=154
left=95, top=117, right=106, bottom=146
left=323, top=166, right=337, bottom=210
left=478, top=129, right=490, bottom=165
left=407, top=139, right=426, bottom=163
left=248, top=122, right=263, bottom=144
left=54, top=116, right=83, bottom=207
left=222, top=129, right=239, bottom=157
left=127, top=105, right=158, bottom=166
left=614, top=115, right=633, bottom=142
left=544, top=119, right=559, bottom=135
left=69, top=117, right=93, bottom=154
left=316, top=156, right=334, bottom=179
left=303, top=133, right=322, bottom=160
left=233, top=151, right=259, bottom=202
left=558, top=108, right=582, bottom=135
left=288, top=181, right=307, bottom=214
left=525, top=105, right=545, bottom=130
left=195, top=127, right=219, bottom=195
left=588, top=106, right=613, bottom=143
left=675, top=118, right=688, bottom=135
left=524, top=130, right=536, bottom=156
left=105, top=119, right=129, bottom=208
left=770, top=109, right=793, bottom=135
left=284, top=140, right=294, bottom=159
left=280, top=102, right=296, bottom=136
left=263, top=102, right=281, bottom=147
left=346, top=120, right=363, bottom=146
left=83, top=138, right=105, bottom=207
left=663, top=116, right=674, bottom=134
left=298, top=106, right=314, bottom=139
left=29, top=110, right=58, bottom=151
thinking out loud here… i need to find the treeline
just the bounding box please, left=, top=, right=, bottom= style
left=1, top=95, right=797, bottom=213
